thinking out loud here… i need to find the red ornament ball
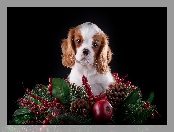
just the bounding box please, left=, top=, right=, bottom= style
left=92, top=100, right=113, bottom=123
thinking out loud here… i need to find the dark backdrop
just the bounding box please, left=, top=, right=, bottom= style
left=7, top=7, right=167, bottom=124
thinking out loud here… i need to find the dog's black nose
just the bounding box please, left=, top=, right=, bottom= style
left=83, top=48, right=89, bottom=56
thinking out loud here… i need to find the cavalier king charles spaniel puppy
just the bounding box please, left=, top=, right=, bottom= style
left=61, top=22, right=115, bottom=95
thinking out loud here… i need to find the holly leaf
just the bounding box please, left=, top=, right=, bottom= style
left=11, top=113, right=34, bottom=124
left=120, top=88, right=140, bottom=108
left=147, top=92, right=154, bottom=103
left=52, top=78, right=70, bottom=105
left=13, top=108, right=31, bottom=116
left=11, top=108, right=35, bottom=124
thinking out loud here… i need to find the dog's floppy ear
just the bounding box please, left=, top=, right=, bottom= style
left=96, top=33, right=112, bottom=74
left=107, top=46, right=112, bottom=64
left=61, top=27, right=76, bottom=68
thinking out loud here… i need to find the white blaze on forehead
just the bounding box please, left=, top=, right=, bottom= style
left=79, top=22, right=103, bottom=43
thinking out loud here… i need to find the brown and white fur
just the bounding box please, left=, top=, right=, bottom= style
left=61, top=22, right=115, bottom=95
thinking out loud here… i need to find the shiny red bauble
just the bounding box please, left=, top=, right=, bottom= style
left=92, top=100, right=113, bottom=123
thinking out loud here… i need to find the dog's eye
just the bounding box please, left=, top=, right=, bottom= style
left=93, top=43, right=98, bottom=48
left=76, top=39, right=81, bottom=44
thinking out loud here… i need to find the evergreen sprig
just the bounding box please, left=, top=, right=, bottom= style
left=10, top=74, right=158, bottom=125
left=112, top=88, right=156, bottom=124
left=69, top=83, right=89, bottom=102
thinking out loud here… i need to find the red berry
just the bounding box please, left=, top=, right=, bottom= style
left=118, top=78, right=122, bottom=83
left=48, top=84, right=52, bottom=91
left=48, top=91, right=52, bottom=95
left=143, top=102, right=151, bottom=108
left=89, top=95, right=94, bottom=98
left=43, top=119, right=49, bottom=124
left=26, top=88, right=31, bottom=93
left=146, top=102, right=150, bottom=107
left=46, top=116, right=51, bottom=121
left=109, top=84, right=112, bottom=88
left=21, top=103, right=24, bottom=106
left=56, top=103, right=60, bottom=107
left=54, top=98, right=58, bottom=102
left=151, top=113, right=155, bottom=119
left=89, top=98, right=93, bottom=102
left=95, top=95, right=99, bottom=98
left=112, top=73, right=118, bottom=77
left=94, top=95, right=100, bottom=102
left=126, top=81, right=131, bottom=86
left=49, top=77, right=53, bottom=83
left=101, top=93, right=106, bottom=98
left=82, top=75, right=87, bottom=84
left=52, top=112, right=58, bottom=117
left=155, top=112, right=162, bottom=118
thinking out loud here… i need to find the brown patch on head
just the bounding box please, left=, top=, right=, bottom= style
left=92, top=33, right=103, bottom=57
left=88, top=22, right=92, bottom=25
left=73, top=31, right=84, bottom=48
left=61, top=26, right=80, bottom=68
left=95, top=32, right=113, bottom=74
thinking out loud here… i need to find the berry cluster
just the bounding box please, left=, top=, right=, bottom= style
left=112, top=73, right=131, bottom=87
left=82, top=75, right=108, bottom=104
left=48, top=77, right=53, bottom=95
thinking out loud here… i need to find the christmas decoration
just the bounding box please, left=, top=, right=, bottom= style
left=70, top=98, right=90, bottom=116
left=106, top=83, right=130, bottom=110
left=9, top=73, right=162, bottom=125
left=92, top=100, right=113, bottom=124
left=51, top=78, right=70, bottom=105
left=82, top=75, right=94, bottom=96
left=112, top=88, right=156, bottom=124
left=69, top=83, right=89, bottom=102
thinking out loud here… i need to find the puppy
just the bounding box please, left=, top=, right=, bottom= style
left=61, top=22, right=115, bottom=95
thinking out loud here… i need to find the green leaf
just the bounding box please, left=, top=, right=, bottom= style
left=120, top=88, right=141, bottom=108
left=52, top=78, right=70, bottom=105
left=147, top=92, right=154, bottom=103
left=13, top=108, right=31, bottom=116
left=113, top=88, right=142, bottom=124
left=11, top=112, right=34, bottom=124
left=11, top=108, right=47, bottom=124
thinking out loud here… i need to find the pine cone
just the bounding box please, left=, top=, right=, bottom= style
left=106, top=83, right=129, bottom=109
left=129, top=85, right=138, bottom=93
left=70, top=98, right=90, bottom=116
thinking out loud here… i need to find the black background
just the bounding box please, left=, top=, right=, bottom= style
left=7, top=7, right=167, bottom=124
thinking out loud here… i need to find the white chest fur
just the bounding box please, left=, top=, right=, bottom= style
left=68, top=63, right=114, bottom=95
